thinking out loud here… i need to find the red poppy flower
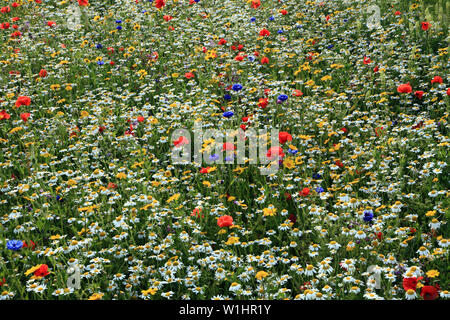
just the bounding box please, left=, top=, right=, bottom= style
left=200, top=167, right=211, bottom=173
left=395, top=11, right=401, bottom=16
left=20, top=113, right=31, bottom=122
left=420, top=286, right=439, bottom=300
left=403, top=277, right=419, bottom=291
left=261, top=56, right=269, bottom=64
left=217, top=215, right=233, bottom=227
left=285, top=192, right=292, bottom=200
left=191, top=207, right=204, bottom=218
left=292, top=89, right=303, bottom=97
left=218, top=38, right=227, bottom=45
left=251, top=0, right=260, bottom=9
left=222, top=142, right=235, bottom=151
left=34, top=264, right=50, bottom=277
left=185, top=72, right=195, bottom=79
left=259, top=28, right=270, bottom=36
left=107, top=182, right=117, bottom=189
left=278, top=131, right=292, bottom=144
left=280, top=9, right=287, bottom=15
left=335, top=160, right=344, bottom=168
left=235, top=55, right=244, bottom=61
left=0, top=110, right=11, bottom=120
left=47, top=21, right=56, bottom=27
left=376, top=232, right=382, bottom=241
left=39, top=69, right=47, bottom=78
left=258, top=98, right=268, bottom=108
left=397, top=83, right=412, bottom=93
left=266, top=146, right=285, bottom=159
left=431, top=76, right=443, bottom=84
left=22, top=240, right=36, bottom=250
left=414, top=91, right=424, bottom=99
left=163, top=15, right=173, bottom=22
left=300, top=187, right=310, bottom=196
left=77, top=0, right=89, bottom=6
left=15, top=96, right=31, bottom=107
left=447, top=88, right=450, bottom=96
left=373, top=66, right=379, bottom=72
left=154, top=0, right=165, bottom=9
left=174, top=136, right=189, bottom=147
left=421, top=22, right=430, bottom=31
left=240, top=124, right=246, bottom=131
left=363, top=57, right=371, bottom=65
left=137, top=116, right=145, bottom=122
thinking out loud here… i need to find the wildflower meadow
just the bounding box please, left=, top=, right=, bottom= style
left=0, top=0, right=449, bottom=301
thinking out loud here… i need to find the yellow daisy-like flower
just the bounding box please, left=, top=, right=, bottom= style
left=88, top=293, right=104, bottom=300
left=8, top=127, right=23, bottom=135
left=263, top=206, right=276, bottom=217
left=426, top=270, right=440, bottom=278
left=283, top=157, right=295, bottom=169
left=67, top=179, right=77, bottom=186
left=225, top=237, right=240, bottom=245
left=142, top=288, right=157, bottom=296
left=116, top=172, right=127, bottom=179
left=166, top=193, right=181, bottom=203
left=255, top=271, right=268, bottom=280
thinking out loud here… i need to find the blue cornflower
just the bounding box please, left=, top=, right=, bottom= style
left=7, top=239, right=23, bottom=251
left=288, top=149, right=298, bottom=155
left=209, top=154, right=219, bottom=162
left=277, top=30, right=283, bottom=34
left=116, top=20, right=122, bottom=24
left=224, top=94, right=231, bottom=100
left=313, top=173, right=322, bottom=179
left=250, top=17, right=256, bottom=22
left=315, top=187, right=324, bottom=193
left=225, top=155, right=235, bottom=162
left=116, top=26, right=122, bottom=30
left=248, top=56, right=255, bottom=62
left=278, top=94, right=288, bottom=101
left=363, top=210, right=374, bottom=222
left=223, top=111, right=234, bottom=118
left=327, top=44, right=334, bottom=49
left=232, top=84, right=242, bottom=91
left=96, top=44, right=103, bottom=49
left=269, top=16, right=275, bottom=21
left=97, top=60, right=104, bottom=65
left=56, top=195, right=64, bottom=202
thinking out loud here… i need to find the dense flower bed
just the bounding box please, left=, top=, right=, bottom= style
left=0, top=0, right=448, bottom=300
